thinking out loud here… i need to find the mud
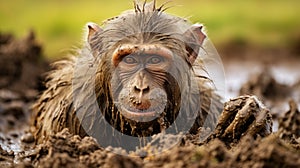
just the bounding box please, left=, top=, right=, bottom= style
left=0, top=32, right=48, bottom=167
left=0, top=33, right=299, bottom=167
left=239, top=67, right=300, bottom=119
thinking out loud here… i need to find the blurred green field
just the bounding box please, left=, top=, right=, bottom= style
left=1, top=0, right=299, bottom=59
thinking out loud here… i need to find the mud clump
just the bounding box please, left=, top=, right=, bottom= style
left=239, top=68, right=290, bottom=102
left=278, top=100, right=300, bottom=149
left=239, top=68, right=300, bottom=116
left=143, top=139, right=230, bottom=168
left=0, top=145, right=14, bottom=168
left=232, top=134, right=300, bottom=168
left=0, top=32, right=48, bottom=167
left=19, top=129, right=143, bottom=168
left=210, top=95, right=272, bottom=147
left=0, top=31, right=49, bottom=141
left=0, top=32, right=48, bottom=95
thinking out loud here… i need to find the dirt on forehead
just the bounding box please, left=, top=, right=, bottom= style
left=0, top=33, right=300, bottom=167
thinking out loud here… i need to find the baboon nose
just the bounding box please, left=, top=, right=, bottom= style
left=134, top=85, right=150, bottom=94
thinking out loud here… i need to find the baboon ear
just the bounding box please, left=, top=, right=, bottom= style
left=87, top=22, right=102, bottom=44
left=184, top=24, right=206, bottom=65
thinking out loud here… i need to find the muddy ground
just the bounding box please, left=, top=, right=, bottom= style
left=0, top=32, right=299, bottom=167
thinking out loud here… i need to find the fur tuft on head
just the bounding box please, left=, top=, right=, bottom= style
left=133, top=0, right=173, bottom=13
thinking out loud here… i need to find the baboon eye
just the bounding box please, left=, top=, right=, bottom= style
left=123, top=56, right=137, bottom=64
left=148, top=56, right=163, bottom=64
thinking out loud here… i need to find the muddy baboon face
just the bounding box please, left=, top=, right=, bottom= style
left=111, top=44, right=174, bottom=122
left=86, top=4, right=207, bottom=136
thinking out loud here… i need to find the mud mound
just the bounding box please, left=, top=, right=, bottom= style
left=145, top=135, right=300, bottom=168
left=14, top=97, right=299, bottom=168
left=0, top=31, right=49, bottom=133
left=232, top=134, right=300, bottom=168
left=230, top=103, right=300, bottom=167
left=17, top=129, right=142, bottom=168
left=239, top=68, right=300, bottom=116
left=0, top=32, right=49, bottom=167
left=239, top=68, right=290, bottom=102
left=16, top=124, right=300, bottom=167
left=0, top=31, right=48, bottom=95
left=278, top=100, right=300, bottom=149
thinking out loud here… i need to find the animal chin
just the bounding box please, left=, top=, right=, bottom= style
left=119, top=105, right=164, bottom=122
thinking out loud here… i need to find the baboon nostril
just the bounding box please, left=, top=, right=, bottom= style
left=134, top=86, right=141, bottom=92
left=143, top=86, right=150, bottom=94
left=134, top=85, right=150, bottom=94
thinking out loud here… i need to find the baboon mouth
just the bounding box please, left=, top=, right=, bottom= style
left=119, top=105, right=164, bottom=122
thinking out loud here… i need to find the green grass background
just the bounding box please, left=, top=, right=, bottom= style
left=1, top=0, right=299, bottom=59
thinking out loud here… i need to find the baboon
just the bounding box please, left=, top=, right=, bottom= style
left=32, top=1, right=271, bottom=148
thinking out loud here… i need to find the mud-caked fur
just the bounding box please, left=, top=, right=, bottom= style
left=32, top=1, right=223, bottom=143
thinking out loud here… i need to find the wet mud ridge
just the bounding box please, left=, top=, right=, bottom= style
left=0, top=33, right=299, bottom=167
left=0, top=32, right=49, bottom=167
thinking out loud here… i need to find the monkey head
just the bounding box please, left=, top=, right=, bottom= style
left=74, top=3, right=208, bottom=138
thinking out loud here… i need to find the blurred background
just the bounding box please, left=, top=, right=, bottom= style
left=1, top=0, right=299, bottom=59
